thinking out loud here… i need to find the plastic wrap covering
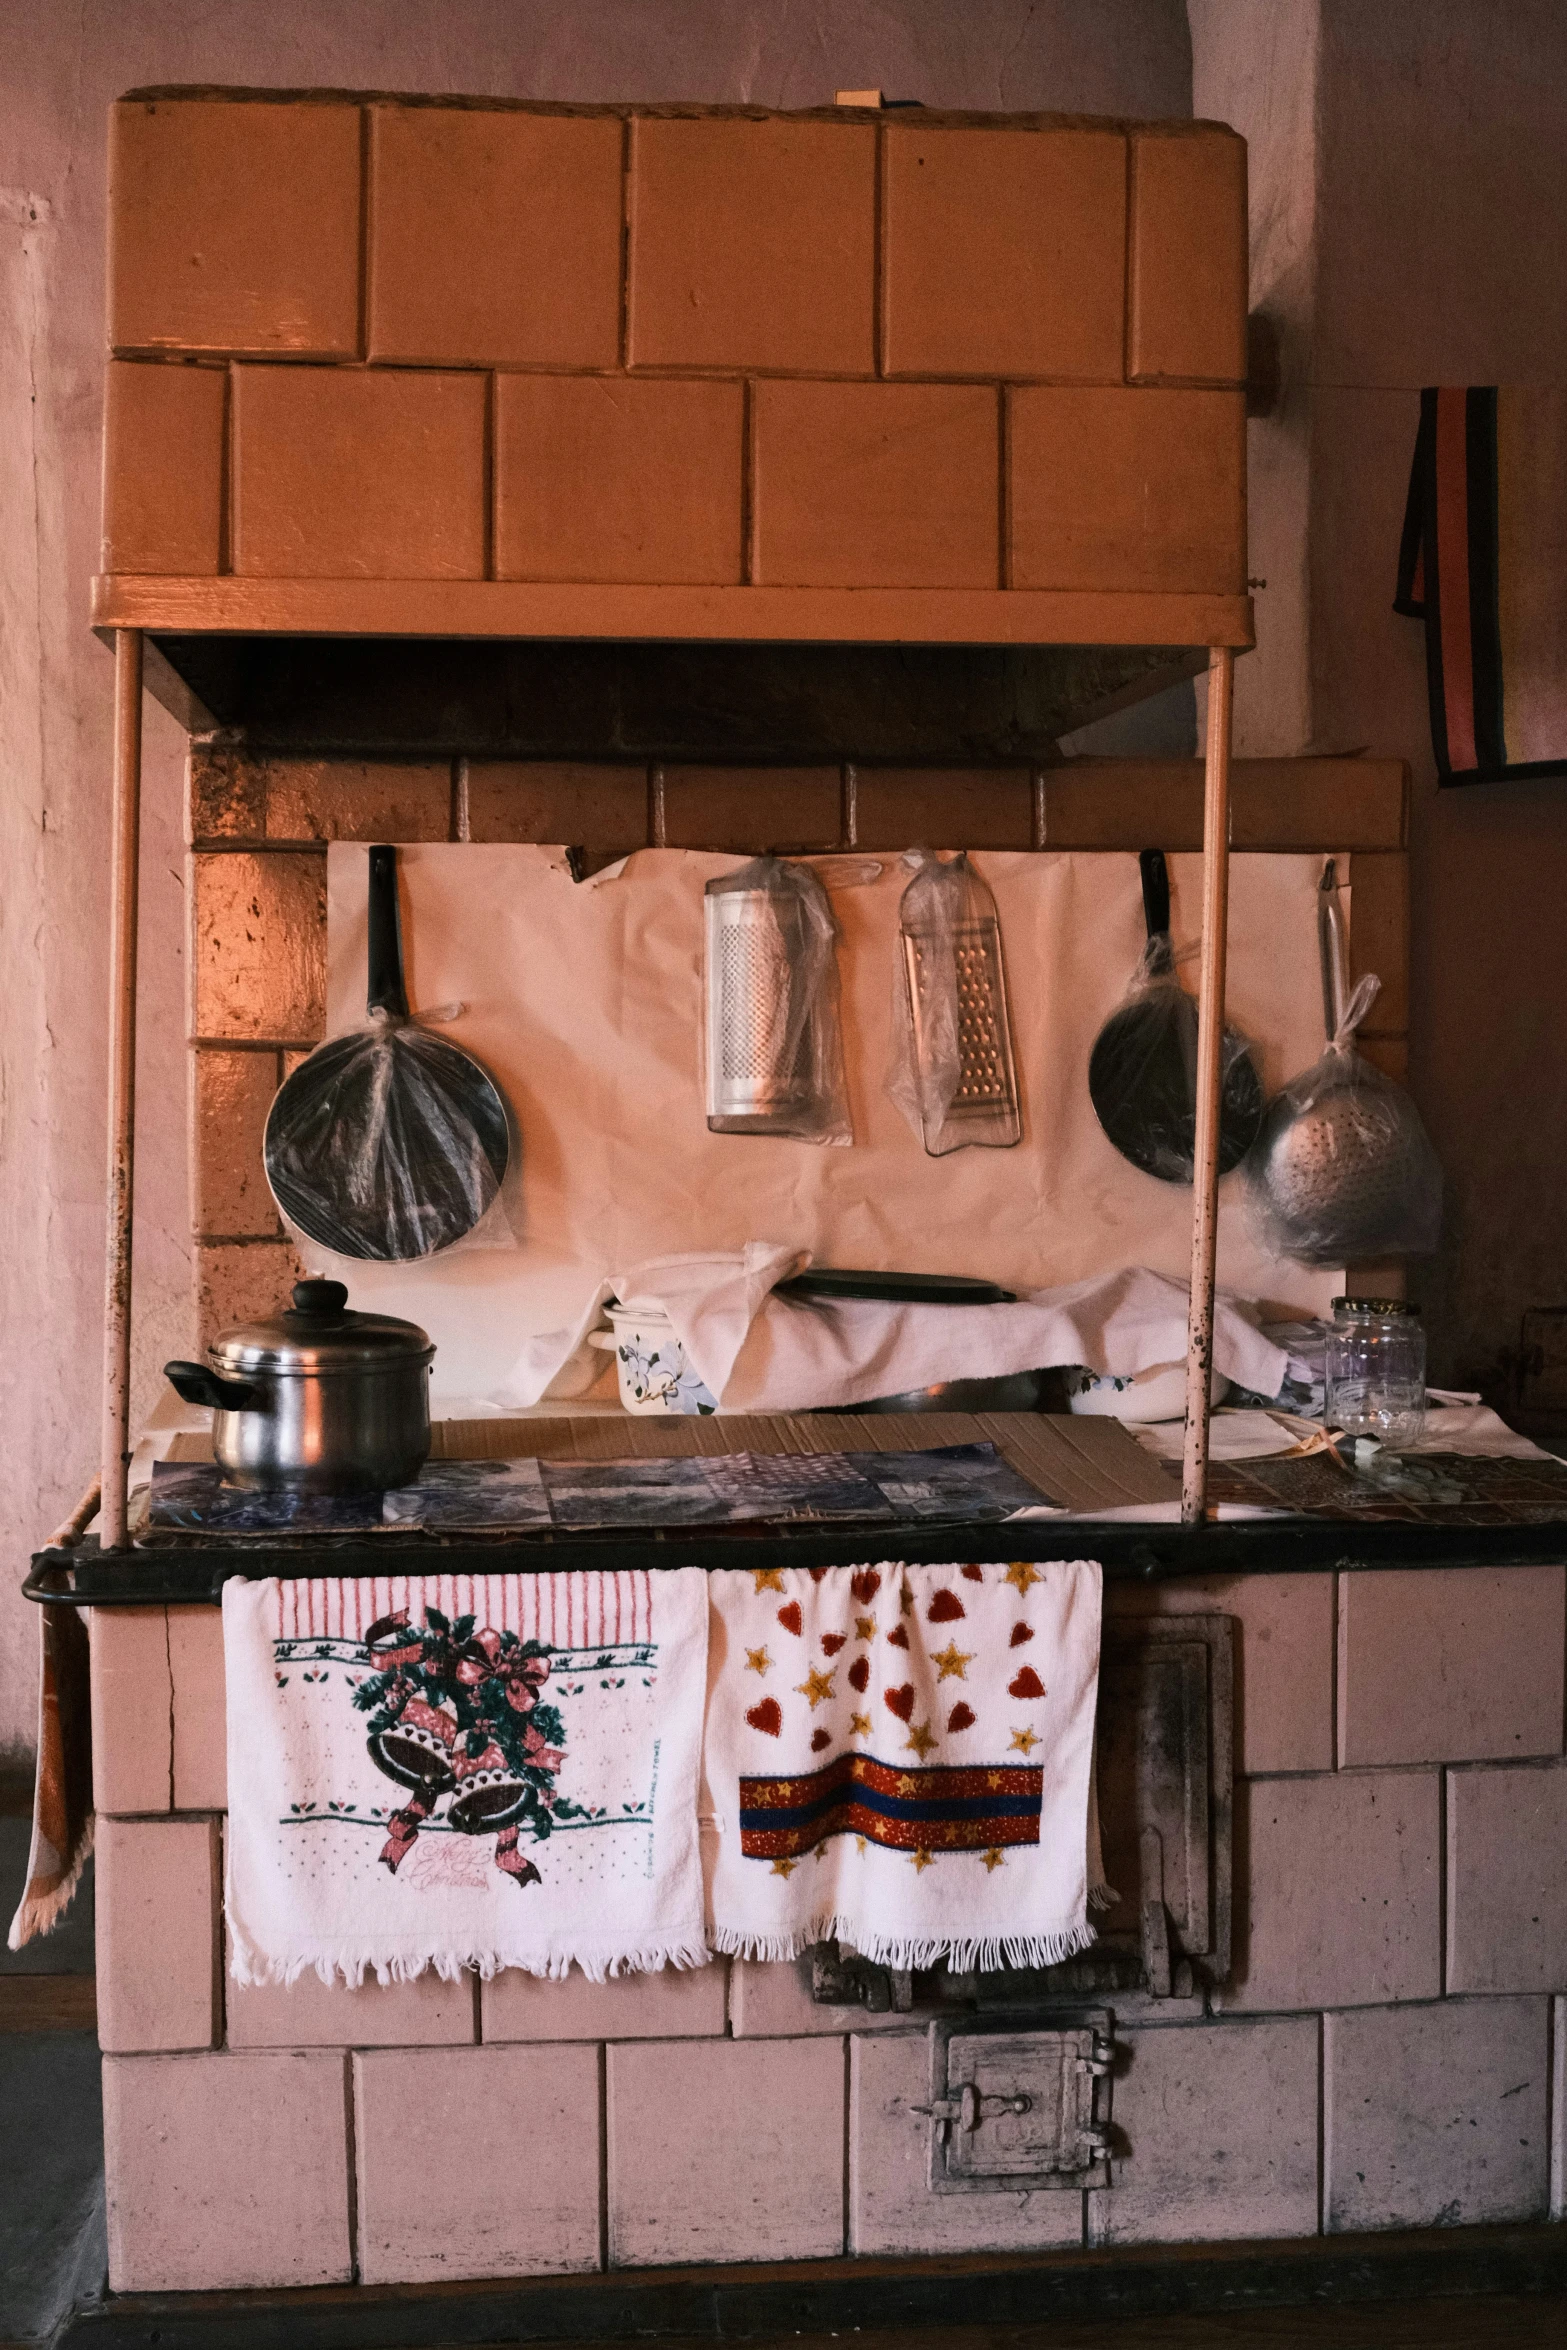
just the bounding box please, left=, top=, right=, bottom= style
left=1246, top=970, right=1442, bottom=1264
left=703, top=855, right=851, bottom=1142
left=264, top=1013, right=515, bottom=1262
left=1088, top=850, right=1263, bottom=1185
left=888, top=851, right=1021, bottom=1155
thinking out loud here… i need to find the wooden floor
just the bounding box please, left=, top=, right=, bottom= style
left=490, top=2301, right=1566, bottom=2350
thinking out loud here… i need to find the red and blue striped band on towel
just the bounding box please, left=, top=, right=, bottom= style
left=739, top=1752, right=1044, bottom=1860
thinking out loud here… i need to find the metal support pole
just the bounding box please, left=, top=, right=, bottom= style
left=99, top=629, right=144, bottom=1549
left=1181, top=645, right=1235, bottom=1525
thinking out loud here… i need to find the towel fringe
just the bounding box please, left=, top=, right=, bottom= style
left=227, top=1936, right=715, bottom=1991
left=707, top=1912, right=1097, bottom=1974
left=6, top=1813, right=96, bottom=1953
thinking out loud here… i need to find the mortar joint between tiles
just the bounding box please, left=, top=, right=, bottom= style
left=344, top=2047, right=362, bottom=2283
left=162, top=1608, right=175, bottom=1813
left=355, top=104, right=372, bottom=364
left=597, top=2039, right=610, bottom=2271
left=840, top=2030, right=852, bottom=2254
left=482, top=372, right=496, bottom=581
left=617, top=113, right=632, bottom=373
left=740, top=378, right=755, bottom=585
left=1121, top=132, right=1135, bottom=388
left=213, top=1813, right=227, bottom=2051
left=1438, top=1764, right=1449, bottom=1998
left=872, top=117, right=886, bottom=381
left=1315, top=2007, right=1326, bottom=2234
left=997, top=384, right=1010, bottom=591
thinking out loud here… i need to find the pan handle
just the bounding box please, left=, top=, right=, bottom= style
left=1318, top=857, right=1348, bottom=1041
left=1139, top=849, right=1175, bottom=974
left=366, top=844, right=409, bottom=1020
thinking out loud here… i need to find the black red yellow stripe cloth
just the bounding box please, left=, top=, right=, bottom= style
left=1396, top=387, right=1567, bottom=784
left=739, top=1750, right=1044, bottom=1860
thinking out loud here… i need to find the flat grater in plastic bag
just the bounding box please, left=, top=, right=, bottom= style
left=892, top=851, right=1022, bottom=1156
left=704, top=854, right=851, bottom=1141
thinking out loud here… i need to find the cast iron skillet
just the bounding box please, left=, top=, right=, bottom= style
left=263, top=844, right=512, bottom=1260
left=1088, top=849, right=1263, bottom=1185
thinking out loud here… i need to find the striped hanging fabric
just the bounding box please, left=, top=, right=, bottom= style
left=1395, top=387, right=1567, bottom=783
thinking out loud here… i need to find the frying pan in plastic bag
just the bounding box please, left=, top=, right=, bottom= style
left=263, top=845, right=511, bottom=1261
left=1088, top=849, right=1263, bottom=1184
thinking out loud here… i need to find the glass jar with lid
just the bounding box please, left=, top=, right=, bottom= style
left=1324, top=1297, right=1426, bottom=1449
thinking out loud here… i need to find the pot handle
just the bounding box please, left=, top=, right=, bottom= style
left=1138, top=849, right=1176, bottom=977
left=585, top=1329, right=618, bottom=1351
left=164, top=1360, right=261, bottom=1412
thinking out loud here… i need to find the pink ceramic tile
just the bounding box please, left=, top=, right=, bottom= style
left=96, top=1817, right=219, bottom=2054
left=1108, top=1573, right=1334, bottom=1775
left=850, top=2032, right=1084, bottom=2254
left=354, top=2044, right=600, bottom=2282
left=483, top=1960, right=727, bottom=2043
left=1446, top=1760, right=1567, bottom=1994
left=1338, top=1567, right=1566, bottom=1766
left=227, top=1947, right=476, bottom=2048
left=103, top=2050, right=351, bottom=2291
left=1216, top=1771, right=1440, bottom=2013
left=168, top=1606, right=226, bottom=1811
left=89, top=1608, right=171, bottom=1816
left=1325, top=1997, right=1550, bottom=2230
left=1087, top=2016, right=1319, bottom=2244
left=608, top=2037, right=844, bottom=2266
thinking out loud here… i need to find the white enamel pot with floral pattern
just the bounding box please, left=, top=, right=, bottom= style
left=587, top=1301, right=717, bottom=1416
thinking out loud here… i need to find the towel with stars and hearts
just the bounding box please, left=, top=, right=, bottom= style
left=703, top=1558, right=1104, bottom=1972
left=222, top=1568, right=709, bottom=1988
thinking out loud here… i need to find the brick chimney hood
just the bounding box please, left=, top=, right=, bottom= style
left=94, top=90, right=1252, bottom=749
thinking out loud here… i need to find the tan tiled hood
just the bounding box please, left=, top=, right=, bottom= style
left=97, top=92, right=1252, bottom=657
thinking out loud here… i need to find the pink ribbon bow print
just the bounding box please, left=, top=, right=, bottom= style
left=453, top=1628, right=552, bottom=1713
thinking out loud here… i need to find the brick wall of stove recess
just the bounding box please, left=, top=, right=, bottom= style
left=102, top=96, right=1245, bottom=598
left=92, top=1569, right=1567, bottom=2289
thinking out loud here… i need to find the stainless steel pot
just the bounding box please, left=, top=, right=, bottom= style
left=165, top=1279, right=434, bottom=1491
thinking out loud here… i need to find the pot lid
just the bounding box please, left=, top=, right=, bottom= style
left=210, top=1279, right=434, bottom=1374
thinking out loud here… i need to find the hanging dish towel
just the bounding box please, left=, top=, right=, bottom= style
left=6, top=1595, right=93, bottom=1951
left=1396, top=386, right=1567, bottom=783
left=704, top=1559, right=1103, bottom=1971
left=224, top=1568, right=709, bottom=1986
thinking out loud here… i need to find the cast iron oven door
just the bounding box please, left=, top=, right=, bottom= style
left=918, top=2012, right=1116, bottom=2193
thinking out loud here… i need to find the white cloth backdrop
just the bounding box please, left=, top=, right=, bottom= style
left=319, top=846, right=1346, bottom=1403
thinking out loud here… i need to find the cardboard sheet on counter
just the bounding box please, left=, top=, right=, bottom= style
left=321, top=847, right=1346, bottom=1402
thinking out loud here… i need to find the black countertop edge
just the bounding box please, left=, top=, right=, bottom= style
left=25, top=1514, right=1567, bottom=1607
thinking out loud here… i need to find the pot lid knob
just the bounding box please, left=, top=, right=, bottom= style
left=292, top=1278, right=349, bottom=1322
